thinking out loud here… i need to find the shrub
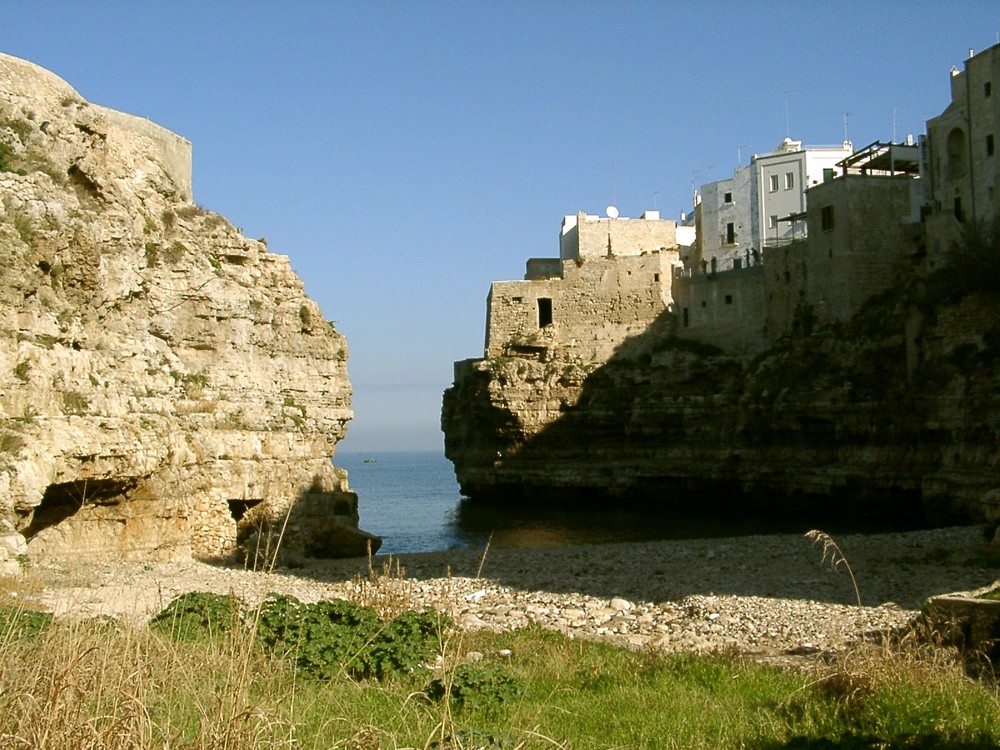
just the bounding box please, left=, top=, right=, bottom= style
left=255, top=594, right=446, bottom=681
left=427, top=662, right=525, bottom=713
left=148, top=591, right=242, bottom=642
left=0, top=606, right=53, bottom=640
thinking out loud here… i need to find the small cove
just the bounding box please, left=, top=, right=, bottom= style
left=337, top=451, right=935, bottom=556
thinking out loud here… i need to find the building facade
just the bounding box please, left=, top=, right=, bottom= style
left=486, top=209, right=681, bottom=363
left=924, top=43, right=1000, bottom=253
left=749, top=138, right=854, bottom=251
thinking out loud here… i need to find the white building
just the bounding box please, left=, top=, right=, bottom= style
left=697, top=165, right=752, bottom=270
left=749, top=138, right=854, bottom=250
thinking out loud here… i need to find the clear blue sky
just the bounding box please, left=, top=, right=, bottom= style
left=3, top=2, right=998, bottom=452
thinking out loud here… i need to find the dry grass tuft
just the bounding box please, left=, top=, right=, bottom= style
left=806, top=529, right=861, bottom=606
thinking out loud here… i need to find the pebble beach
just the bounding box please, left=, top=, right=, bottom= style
left=30, top=525, right=1000, bottom=659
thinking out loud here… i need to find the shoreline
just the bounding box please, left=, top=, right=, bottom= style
left=25, top=524, right=1000, bottom=657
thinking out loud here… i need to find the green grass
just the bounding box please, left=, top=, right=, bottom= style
left=1, top=593, right=999, bottom=750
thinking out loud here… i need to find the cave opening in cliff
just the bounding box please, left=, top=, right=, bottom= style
left=22, top=477, right=138, bottom=540
left=228, top=498, right=264, bottom=522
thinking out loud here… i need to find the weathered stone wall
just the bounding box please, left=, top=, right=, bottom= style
left=672, top=266, right=767, bottom=353
left=560, top=211, right=677, bottom=260
left=91, top=104, right=192, bottom=201
left=0, top=54, right=375, bottom=562
left=805, top=175, right=916, bottom=322
left=485, top=251, right=678, bottom=362
left=762, top=240, right=810, bottom=343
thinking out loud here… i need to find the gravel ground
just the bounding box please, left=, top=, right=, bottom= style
left=24, top=525, right=1000, bottom=659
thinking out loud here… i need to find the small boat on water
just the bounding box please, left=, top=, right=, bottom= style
left=363, top=458, right=377, bottom=464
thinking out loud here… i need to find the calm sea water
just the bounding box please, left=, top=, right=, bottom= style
left=336, top=451, right=926, bottom=555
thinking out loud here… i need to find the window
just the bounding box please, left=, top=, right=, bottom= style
left=769, top=174, right=779, bottom=192
left=785, top=172, right=795, bottom=190
left=768, top=214, right=778, bottom=229
left=954, top=196, right=964, bottom=223
left=821, top=205, right=834, bottom=232
left=988, top=134, right=995, bottom=157
left=682, top=307, right=689, bottom=327
left=986, top=81, right=992, bottom=97
left=723, top=191, right=733, bottom=203
left=726, top=222, right=735, bottom=244
left=724, top=294, right=733, bottom=305
left=653, top=273, right=660, bottom=283
left=537, top=298, right=553, bottom=327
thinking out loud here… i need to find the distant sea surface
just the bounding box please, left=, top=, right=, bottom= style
left=336, top=451, right=931, bottom=556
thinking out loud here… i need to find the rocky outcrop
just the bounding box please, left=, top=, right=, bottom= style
left=443, top=277, right=1000, bottom=540
left=0, top=53, right=379, bottom=562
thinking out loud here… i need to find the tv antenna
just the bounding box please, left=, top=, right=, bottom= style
left=784, top=89, right=796, bottom=138
left=737, top=144, right=747, bottom=166
left=841, top=112, right=853, bottom=142
left=892, top=104, right=904, bottom=142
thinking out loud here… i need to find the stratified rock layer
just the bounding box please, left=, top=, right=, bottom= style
left=443, top=288, right=1000, bottom=537
left=0, top=53, right=377, bottom=561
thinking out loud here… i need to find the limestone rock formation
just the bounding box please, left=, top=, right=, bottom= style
left=0, top=53, right=379, bottom=562
left=443, top=284, right=1000, bottom=540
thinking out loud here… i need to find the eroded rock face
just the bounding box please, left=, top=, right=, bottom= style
left=0, top=53, right=378, bottom=561
left=443, top=288, right=1000, bottom=538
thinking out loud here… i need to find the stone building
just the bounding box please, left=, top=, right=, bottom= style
left=485, top=209, right=681, bottom=363
left=696, top=165, right=752, bottom=272
left=924, top=43, right=1000, bottom=253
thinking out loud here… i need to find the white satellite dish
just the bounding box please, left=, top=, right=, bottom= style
left=606, top=205, right=619, bottom=219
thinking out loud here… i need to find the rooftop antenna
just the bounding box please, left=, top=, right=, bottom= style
left=737, top=144, right=747, bottom=166
left=841, top=112, right=853, bottom=142
left=892, top=103, right=904, bottom=142
left=610, top=160, right=619, bottom=208
left=784, top=89, right=796, bottom=138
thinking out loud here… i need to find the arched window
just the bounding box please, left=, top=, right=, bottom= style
left=946, top=127, right=967, bottom=178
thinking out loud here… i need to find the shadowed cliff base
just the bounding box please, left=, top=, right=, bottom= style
left=443, top=226, right=1000, bottom=539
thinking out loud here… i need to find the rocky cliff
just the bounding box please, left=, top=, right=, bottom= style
left=443, top=250, right=1000, bottom=541
left=0, top=53, right=378, bottom=566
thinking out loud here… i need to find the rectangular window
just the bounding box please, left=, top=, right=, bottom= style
left=769, top=174, right=779, bottom=192
left=821, top=205, right=834, bottom=231
left=768, top=214, right=778, bottom=229
left=724, top=294, right=733, bottom=305
left=954, top=196, right=964, bottom=223
left=986, top=81, right=992, bottom=97
left=682, top=307, right=689, bottom=327
left=987, top=134, right=995, bottom=157
left=653, top=273, right=660, bottom=283
left=723, top=191, right=733, bottom=203
left=785, top=172, right=795, bottom=190
left=537, top=297, right=553, bottom=327
left=725, top=222, right=735, bottom=244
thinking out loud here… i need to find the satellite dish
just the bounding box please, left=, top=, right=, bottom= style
left=606, top=205, right=619, bottom=219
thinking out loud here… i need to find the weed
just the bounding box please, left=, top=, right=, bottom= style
left=806, top=529, right=861, bottom=607
left=0, top=430, right=26, bottom=455
left=0, top=606, right=53, bottom=640
left=148, top=591, right=242, bottom=642
left=144, top=242, right=159, bottom=267
left=62, top=390, right=90, bottom=415
left=255, top=594, right=446, bottom=681
left=427, top=662, right=525, bottom=713
left=12, top=361, right=29, bottom=382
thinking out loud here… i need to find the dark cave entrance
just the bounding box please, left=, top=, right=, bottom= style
left=228, top=498, right=264, bottom=522
left=22, top=478, right=139, bottom=540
